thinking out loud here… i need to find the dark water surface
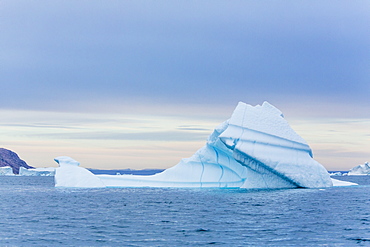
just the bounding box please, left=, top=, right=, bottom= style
left=0, top=176, right=369, bottom=246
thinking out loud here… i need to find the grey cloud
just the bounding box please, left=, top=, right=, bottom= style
left=177, top=125, right=211, bottom=131
left=1, top=1, right=369, bottom=116
left=0, top=123, right=80, bottom=129
left=32, top=130, right=209, bottom=142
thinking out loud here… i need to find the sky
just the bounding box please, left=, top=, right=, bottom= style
left=1, top=1, right=369, bottom=171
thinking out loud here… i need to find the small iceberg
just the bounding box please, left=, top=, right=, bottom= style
left=348, top=162, right=370, bottom=175
left=19, top=167, right=56, bottom=176
left=54, top=101, right=337, bottom=189
left=0, top=166, right=15, bottom=176
left=329, top=172, right=344, bottom=176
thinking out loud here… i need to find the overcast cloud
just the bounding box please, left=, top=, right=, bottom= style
left=1, top=1, right=369, bottom=116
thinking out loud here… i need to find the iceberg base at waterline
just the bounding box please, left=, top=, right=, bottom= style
left=53, top=101, right=355, bottom=189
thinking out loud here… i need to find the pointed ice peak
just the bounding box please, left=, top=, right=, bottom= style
left=261, top=101, right=284, bottom=117
left=231, top=101, right=306, bottom=145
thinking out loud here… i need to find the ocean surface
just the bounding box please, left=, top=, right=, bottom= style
left=0, top=175, right=369, bottom=246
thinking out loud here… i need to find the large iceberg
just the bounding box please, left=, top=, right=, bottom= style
left=55, top=102, right=334, bottom=189
left=348, top=162, right=370, bottom=175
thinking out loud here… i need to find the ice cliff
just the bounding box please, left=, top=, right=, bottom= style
left=348, top=162, right=370, bottom=175
left=54, top=102, right=333, bottom=189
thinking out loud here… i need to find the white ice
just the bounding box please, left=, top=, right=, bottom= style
left=329, top=172, right=344, bottom=176
left=331, top=178, right=357, bottom=186
left=54, top=102, right=334, bottom=189
left=0, top=166, right=14, bottom=176
left=54, top=156, right=105, bottom=188
left=19, top=167, right=56, bottom=176
left=348, top=162, right=370, bottom=175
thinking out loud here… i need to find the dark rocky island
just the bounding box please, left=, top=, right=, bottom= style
left=0, top=148, right=33, bottom=174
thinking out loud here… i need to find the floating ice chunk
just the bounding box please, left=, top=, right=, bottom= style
left=0, top=166, right=14, bottom=176
left=19, top=167, right=56, bottom=176
left=348, top=162, right=370, bottom=175
left=329, top=172, right=343, bottom=176
left=53, top=101, right=333, bottom=189
left=331, top=178, right=358, bottom=186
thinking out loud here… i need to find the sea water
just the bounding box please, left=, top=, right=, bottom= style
left=0, top=176, right=369, bottom=246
